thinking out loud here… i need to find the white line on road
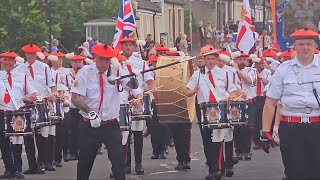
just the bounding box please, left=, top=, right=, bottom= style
left=148, top=170, right=178, bottom=175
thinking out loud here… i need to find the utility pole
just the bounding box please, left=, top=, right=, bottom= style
left=189, top=0, right=192, bottom=50
left=161, top=0, right=165, bottom=33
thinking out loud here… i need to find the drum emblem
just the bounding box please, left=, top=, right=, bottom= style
left=207, top=107, right=220, bottom=123
left=13, top=116, right=24, bottom=132
left=230, top=106, right=240, bottom=120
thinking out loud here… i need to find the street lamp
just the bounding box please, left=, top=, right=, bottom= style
left=40, top=0, right=54, bottom=52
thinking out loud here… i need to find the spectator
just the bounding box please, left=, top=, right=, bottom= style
left=179, top=34, right=188, bottom=54
left=80, top=42, right=93, bottom=58
left=223, top=34, right=237, bottom=52
left=87, top=37, right=95, bottom=53
left=198, top=21, right=205, bottom=47
left=52, top=39, right=59, bottom=52
left=175, top=32, right=183, bottom=51
left=143, top=34, right=155, bottom=60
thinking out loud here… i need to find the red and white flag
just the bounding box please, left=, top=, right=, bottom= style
left=236, top=0, right=254, bottom=53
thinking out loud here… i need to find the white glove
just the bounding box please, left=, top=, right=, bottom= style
left=107, top=76, right=116, bottom=85
left=272, top=126, right=280, bottom=144
left=88, top=111, right=101, bottom=128
left=132, top=68, right=141, bottom=76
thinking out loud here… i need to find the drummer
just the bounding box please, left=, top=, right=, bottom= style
left=14, top=44, right=56, bottom=175
left=231, top=51, right=256, bottom=160
left=0, top=51, right=37, bottom=179
left=185, top=47, right=244, bottom=180
left=119, top=36, right=154, bottom=175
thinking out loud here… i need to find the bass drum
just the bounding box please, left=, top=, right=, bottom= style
left=155, top=56, right=195, bottom=123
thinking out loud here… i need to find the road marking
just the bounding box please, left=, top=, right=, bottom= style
left=149, top=170, right=178, bottom=175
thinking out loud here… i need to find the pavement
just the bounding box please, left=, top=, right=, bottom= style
left=0, top=121, right=284, bottom=180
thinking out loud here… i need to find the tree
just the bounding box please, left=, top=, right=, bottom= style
left=184, top=9, right=197, bottom=36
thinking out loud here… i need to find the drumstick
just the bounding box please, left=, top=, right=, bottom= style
left=0, top=104, right=14, bottom=111
left=144, top=85, right=163, bottom=94
left=231, top=89, right=249, bottom=101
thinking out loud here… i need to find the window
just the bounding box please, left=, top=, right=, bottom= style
left=178, top=9, right=182, bottom=33
left=169, top=8, right=172, bottom=42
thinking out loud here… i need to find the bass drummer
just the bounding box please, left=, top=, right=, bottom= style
left=185, top=47, right=244, bottom=180
left=14, top=44, right=57, bottom=175
left=0, top=51, right=37, bottom=179
left=119, top=36, right=154, bottom=175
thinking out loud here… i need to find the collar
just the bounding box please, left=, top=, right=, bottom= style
left=291, top=55, right=319, bottom=68
left=205, top=66, right=219, bottom=74
left=93, top=65, right=108, bottom=76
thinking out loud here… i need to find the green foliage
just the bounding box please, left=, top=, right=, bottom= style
left=184, top=9, right=197, bottom=35
left=0, top=0, right=121, bottom=54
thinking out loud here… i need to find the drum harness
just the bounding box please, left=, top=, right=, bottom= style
left=2, top=75, right=25, bottom=110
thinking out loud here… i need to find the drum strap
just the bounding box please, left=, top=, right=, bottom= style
left=202, top=73, right=222, bottom=102
left=2, top=76, right=25, bottom=110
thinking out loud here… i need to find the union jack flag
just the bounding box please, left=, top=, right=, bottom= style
left=112, top=0, right=137, bottom=50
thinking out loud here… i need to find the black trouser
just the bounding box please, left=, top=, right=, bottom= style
left=0, top=113, right=15, bottom=173
left=65, top=108, right=81, bottom=156
left=11, top=144, right=23, bottom=172
left=234, top=102, right=253, bottom=154
left=125, top=130, right=143, bottom=167
left=24, top=132, right=40, bottom=170
left=54, top=122, right=66, bottom=163
left=150, top=103, right=166, bottom=156
left=279, top=121, right=320, bottom=179
left=167, top=123, right=191, bottom=163
left=77, top=120, right=125, bottom=180
left=207, top=140, right=224, bottom=173
left=35, top=132, right=52, bottom=165
left=196, top=101, right=211, bottom=163
left=252, top=97, right=265, bottom=145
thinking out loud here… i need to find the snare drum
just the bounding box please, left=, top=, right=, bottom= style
left=119, top=104, right=131, bottom=131
left=130, top=94, right=152, bottom=121
left=46, top=97, right=63, bottom=124
left=25, top=100, right=50, bottom=127
left=227, top=101, right=248, bottom=126
left=200, top=102, right=229, bottom=129
left=4, top=109, right=33, bottom=136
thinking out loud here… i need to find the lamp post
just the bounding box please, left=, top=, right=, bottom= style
left=189, top=0, right=192, bottom=50
left=40, top=0, right=54, bottom=52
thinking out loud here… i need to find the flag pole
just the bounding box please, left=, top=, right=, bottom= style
left=135, top=28, right=145, bottom=60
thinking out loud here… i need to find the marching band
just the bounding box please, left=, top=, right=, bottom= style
left=0, top=28, right=319, bottom=180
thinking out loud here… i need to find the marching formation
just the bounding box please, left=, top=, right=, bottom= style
left=0, top=28, right=319, bottom=180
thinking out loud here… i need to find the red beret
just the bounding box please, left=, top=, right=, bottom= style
left=1, top=51, right=19, bottom=58
left=118, top=36, right=136, bottom=44
left=290, top=28, right=319, bottom=40
left=92, top=44, right=117, bottom=58
left=240, top=52, right=249, bottom=58
left=165, top=51, right=180, bottom=56
left=50, top=51, right=65, bottom=58
left=148, top=55, right=160, bottom=62
left=280, top=50, right=295, bottom=58
left=155, top=45, right=169, bottom=52
left=41, top=51, right=50, bottom=57
left=69, top=55, right=86, bottom=61
left=117, top=54, right=127, bottom=62
left=217, top=49, right=231, bottom=57
left=262, top=49, right=277, bottom=57
left=22, top=44, right=41, bottom=53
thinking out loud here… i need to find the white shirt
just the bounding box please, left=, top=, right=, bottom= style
left=254, top=68, right=271, bottom=96
left=240, top=67, right=257, bottom=100
left=187, top=66, right=237, bottom=104
left=51, top=67, right=73, bottom=91
left=222, top=65, right=241, bottom=90
left=70, top=64, right=141, bottom=121
left=0, top=70, right=36, bottom=111
left=267, top=56, right=320, bottom=117
left=118, top=66, right=142, bottom=103
left=128, top=55, right=154, bottom=90
left=14, top=60, right=55, bottom=98
left=269, top=61, right=281, bottom=72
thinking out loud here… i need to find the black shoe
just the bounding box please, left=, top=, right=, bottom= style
left=214, top=171, right=222, bottom=180
left=14, top=171, right=24, bottom=179
left=236, top=153, right=243, bottom=160
left=282, top=177, right=288, bottom=180
left=225, top=168, right=234, bottom=177
left=205, top=173, right=215, bottom=180
left=125, top=166, right=131, bottom=174
left=244, top=153, right=252, bottom=161
left=174, top=163, right=185, bottom=171
left=183, top=162, right=190, bottom=170
left=54, top=161, right=62, bottom=167
left=45, top=163, right=56, bottom=171
left=159, top=152, right=167, bottom=159
left=0, top=170, right=15, bottom=179
left=135, top=163, right=144, bottom=175
left=69, top=154, right=78, bottom=161
left=39, top=163, right=45, bottom=172
left=151, top=154, right=159, bottom=159
left=109, top=172, right=115, bottom=178
left=23, top=168, right=45, bottom=175
left=63, top=152, right=71, bottom=162
left=143, top=129, right=150, bottom=137
left=253, top=144, right=261, bottom=150
left=165, top=146, right=169, bottom=155
left=233, top=158, right=239, bottom=165
left=169, top=139, right=174, bottom=147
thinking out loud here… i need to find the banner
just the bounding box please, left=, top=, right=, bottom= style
left=271, top=0, right=319, bottom=51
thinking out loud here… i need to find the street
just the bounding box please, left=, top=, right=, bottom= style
left=0, top=121, right=284, bottom=180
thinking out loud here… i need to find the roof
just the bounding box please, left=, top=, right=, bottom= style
left=165, top=0, right=186, bottom=5
left=137, top=0, right=161, bottom=13
left=83, top=19, right=116, bottom=27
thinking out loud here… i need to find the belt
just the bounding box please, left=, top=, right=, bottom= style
left=246, top=98, right=256, bottom=104
left=83, top=118, right=118, bottom=126
left=281, top=115, right=320, bottom=123
left=283, top=107, right=320, bottom=114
